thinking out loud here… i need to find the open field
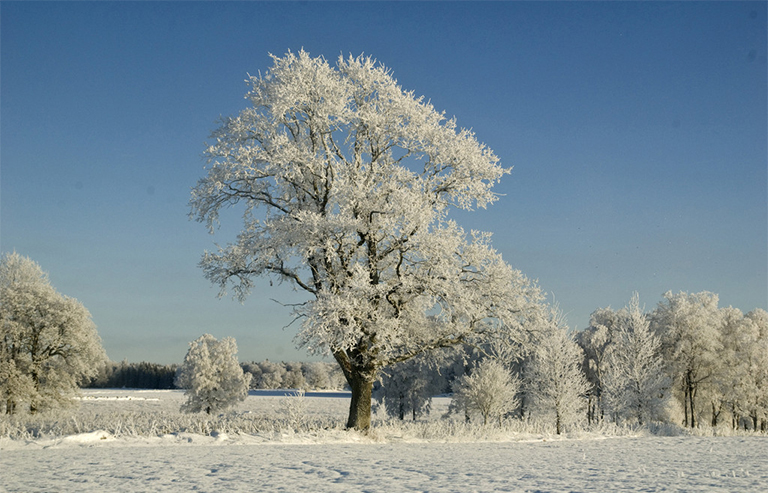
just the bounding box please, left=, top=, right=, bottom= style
left=2, top=390, right=767, bottom=492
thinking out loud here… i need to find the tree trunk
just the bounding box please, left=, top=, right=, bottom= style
left=556, top=411, right=562, bottom=435
left=689, top=384, right=696, bottom=429
left=685, top=371, right=696, bottom=428
left=598, top=392, right=604, bottom=422
left=29, top=368, right=40, bottom=415
left=347, top=373, right=373, bottom=431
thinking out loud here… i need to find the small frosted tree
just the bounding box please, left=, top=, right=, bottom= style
left=524, top=308, right=589, bottom=434
left=601, top=293, right=670, bottom=425
left=175, top=334, right=251, bottom=414
left=451, top=358, right=520, bottom=425
left=0, top=252, right=106, bottom=414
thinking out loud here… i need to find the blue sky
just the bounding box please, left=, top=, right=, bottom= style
left=2, top=1, right=766, bottom=365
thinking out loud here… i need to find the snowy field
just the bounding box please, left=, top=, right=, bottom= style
left=2, top=390, right=767, bottom=492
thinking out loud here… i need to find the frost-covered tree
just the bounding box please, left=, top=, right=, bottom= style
left=601, top=293, right=670, bottom=425
left=718, top=308, right=768, bottom=430
left=375, top=354, right=444, bottom=421
left=303, top=361, right=332, bottom=389
left=283, top=362, right=308, bottom=389
left=240, top=362, right=263, bottom=389
left=714, top=306, right=747, bottom=427
left=574, top=307, right=620, bottom=424
left=743, top=309, right=768, bottom=430
left=189, top=50, right=541, bottom=430
left=0, top=252, right=106, bottom=414
left=451, top=358, right=520, bottom=425
left=175, top=334, right=251, bottom=414
left=650, top=291, right=722, bottom=428
left=524, top=309, right=589, bottom=434
left=257, top=360, right=286, bottom=389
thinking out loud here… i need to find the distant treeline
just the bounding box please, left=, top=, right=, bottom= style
left=241, top=360, right=346, bottom=390
left=83, top=360, right=346, bottom=391
left=85, top=361, right=179, bottom=389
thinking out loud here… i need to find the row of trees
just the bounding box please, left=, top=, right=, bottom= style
left=83, top=359, right=344, bottom=391
left=578, top=291, right=768, bottom=431
left=372, top=306, right=589, bottom=434
left=86, top=360, right=178, bottom=389
left=373, top=292, right=767, bottom=434
left=241, top=360, right=345, bottom=391
left=3, top=249, right=765, bottom=435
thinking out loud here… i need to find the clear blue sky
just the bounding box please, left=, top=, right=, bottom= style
left=2, top=2, right=766, bottom=365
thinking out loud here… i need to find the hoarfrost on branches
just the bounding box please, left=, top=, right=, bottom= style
left=190, top=50, right=542, bottom=429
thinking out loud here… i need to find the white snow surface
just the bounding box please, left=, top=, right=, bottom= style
left=2, top=390, right=766, bottom=492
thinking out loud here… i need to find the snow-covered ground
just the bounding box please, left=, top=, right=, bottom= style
left=3, top=435, right=765, bottom=492
left=2, top=390, right=766, bottom=492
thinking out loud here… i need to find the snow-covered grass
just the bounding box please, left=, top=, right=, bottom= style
left=1, top=388, right=763, bottom=442
left=2, top=389, right=767, bottom=492
left=0, top=389, right=350, bottom=440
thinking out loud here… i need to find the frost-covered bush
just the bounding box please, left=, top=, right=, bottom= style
left=280, top=390, right=308, bottom=431
left=175, top=334, right=251, bottom=414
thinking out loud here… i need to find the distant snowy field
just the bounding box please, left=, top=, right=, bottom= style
left=2, top=390, right=766, bottom=492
